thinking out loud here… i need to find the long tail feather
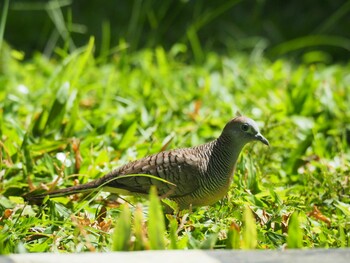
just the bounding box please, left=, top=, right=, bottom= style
left=23, top=180, right=103, bottom=203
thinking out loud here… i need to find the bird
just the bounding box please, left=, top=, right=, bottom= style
left=24, top=116, right=269, bottom=209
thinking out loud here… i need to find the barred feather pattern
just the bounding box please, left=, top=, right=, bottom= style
left=24, top=116, right=268, bottom=209
left=96, top=133, right=243, bottom=208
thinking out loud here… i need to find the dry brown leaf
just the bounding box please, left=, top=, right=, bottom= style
left=72, top=138, right=82, bottom=172
left=229, top=221, right=240, bottom=232
left=281, top=213, right=291, bottom=234
left=97, top=206, right=107, bottom=224
left=0, top=209, right=13, bottom=221
left=188, top=100, right=202, bottom=120
left=308, top=205, right=331, bottom=226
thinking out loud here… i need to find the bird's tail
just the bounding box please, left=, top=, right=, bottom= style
left=23, top=179, right=104, bottom=204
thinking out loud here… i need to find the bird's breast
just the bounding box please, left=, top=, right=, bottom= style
left=174, top=167, right=235, bottom=209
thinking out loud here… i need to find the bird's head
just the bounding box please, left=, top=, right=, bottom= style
left=221, top=116, right=269, bottom=146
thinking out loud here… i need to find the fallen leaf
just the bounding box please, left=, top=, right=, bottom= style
left=308, top=205, right=331, bottom=226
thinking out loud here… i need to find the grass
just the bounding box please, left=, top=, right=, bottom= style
left=0, top=37, right=349, bottom=253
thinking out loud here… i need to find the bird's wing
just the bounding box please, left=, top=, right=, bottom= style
left=102, top=149, right=202, bottom=198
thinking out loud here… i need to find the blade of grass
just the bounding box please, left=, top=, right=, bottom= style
left=242, top=205, right=257, bottom=249
left=133, top=204, right=148, bottom=250
left=70, top=36, right=94, bottom=88
left=111, top=204, right=132, bottom=251
left=190, top=0, right=242, bottom=32
left=287, top=212, right=303, bottom=248
left=99, top=20, right=111, bottom=63
left=148, top=186, right=166, bottom=250
left=21, top=133, right=34, bottom=175
left=226, top=222, right=240, bottom=249
left=46, top=0, right=76, bottom=53
left=44, top=82, right=69, bottom=133
left=127, top=0, right=143, bottom=50
left=168, top=217, right=178, bottom=249
left=199, top=233, right=218, bottom=249
left=269, top=35, right=350, bottom=57
left=108, top=174, right=177, bottom=187
left=0, top=0, right=9, bottom=52
left=315, top=1, right=350, bottom=34
left=187, top=26, right=203, bottom=64
left=118, top=121, right=138, bottom=149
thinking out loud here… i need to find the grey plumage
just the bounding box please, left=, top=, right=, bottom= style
left=24, top=116, right=269, bottom=209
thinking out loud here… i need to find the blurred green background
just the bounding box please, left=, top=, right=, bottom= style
left=3, top=0, right=350, bottom=62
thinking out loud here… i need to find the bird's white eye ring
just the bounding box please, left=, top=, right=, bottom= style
left=241, top=123, right=249, bottom=132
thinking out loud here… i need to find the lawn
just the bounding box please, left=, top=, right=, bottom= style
left=0, top=37, right=349, bottom=253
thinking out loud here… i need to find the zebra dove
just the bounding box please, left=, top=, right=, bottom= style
left=25, top=116, right=269, bottom=209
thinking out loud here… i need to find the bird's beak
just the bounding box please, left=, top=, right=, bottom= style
left=255, top=133, right=269, bottom=146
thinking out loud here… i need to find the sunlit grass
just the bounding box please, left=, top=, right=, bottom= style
left=0, top=39, right=349, bottom=253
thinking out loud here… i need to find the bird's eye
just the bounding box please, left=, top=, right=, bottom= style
left=241, top=123, right=249, bottom=132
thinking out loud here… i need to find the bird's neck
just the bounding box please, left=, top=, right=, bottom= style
left=215, top=134, right=245, bottom=167
left=201, top=134, right=245, bottom=185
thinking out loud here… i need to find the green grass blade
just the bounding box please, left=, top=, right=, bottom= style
left=44, top=82, right=69, bottom=133
left=0, top=0, right=9, bottom=52
left=111, top=204, right=132, bottom=251
left=112, top=174, right=176, bottom=187
left=70, top=36, right=94, bottom=88
left=127, top=0, right=143, bottom=50
left=99, top=20, right=111, bottom=63
left=242, top=206, right=257, bottom=249
left=199, top=233, right=218, bottom=249
left=45, top=0, right=76, bottom=53
left=168, top=216, right=178, bottom=249
left=187, top=26, right=203, bottom=64
left=118, top=121, right=138, bottom=149
left=148, top=186, right=166, bottom=250
left=21, top=133, right=34, bottom=174
left=133, top=205, right=147, bottom=250
left=226, top=222, right=240, bottom=249
left=315, top=1, right=350, bottom=34
left=287, top=212, right=303, bottom=248
left=269, top=35, right=350, bottom=57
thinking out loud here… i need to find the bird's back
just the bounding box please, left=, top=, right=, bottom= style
left=100, top=143, right=210, bottom=200
left=100, top=139, right=237, bottom=208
